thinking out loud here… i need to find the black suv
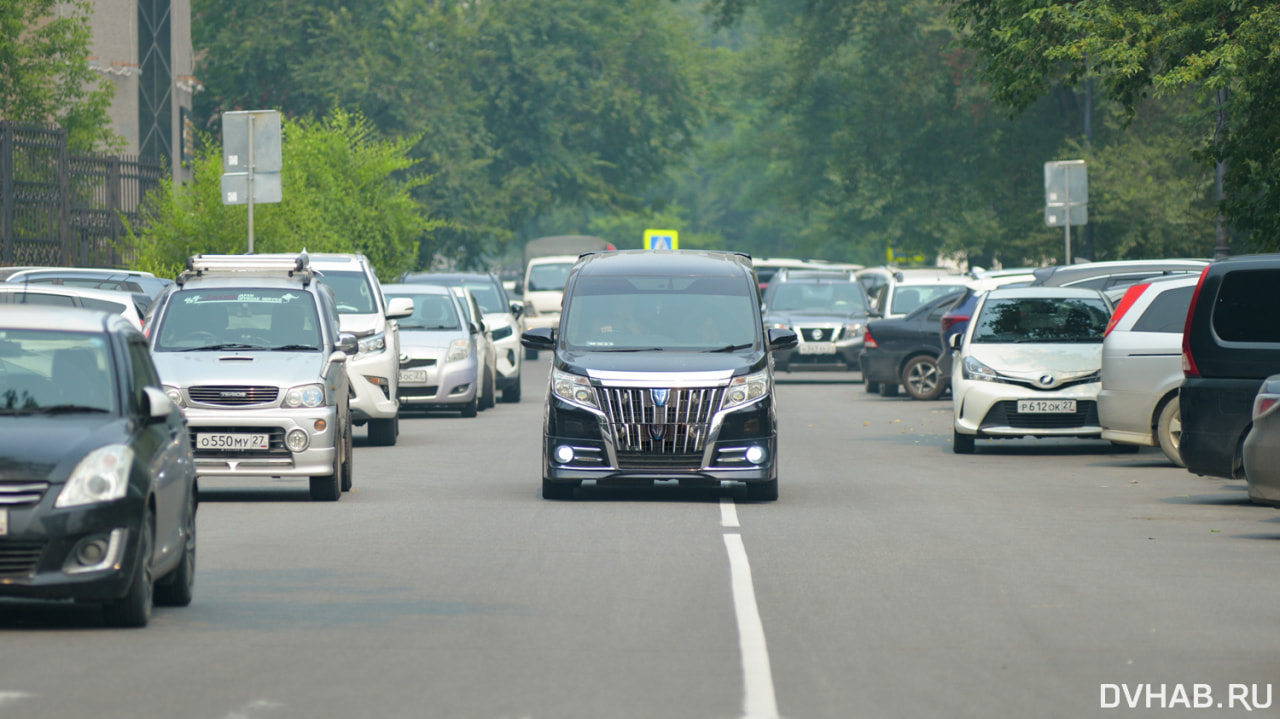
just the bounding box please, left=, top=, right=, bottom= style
left=520, top=250, right=797, bottom=501
left=1180, top=255, right=1280, bottom=479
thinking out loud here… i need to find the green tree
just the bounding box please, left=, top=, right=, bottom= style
left=0, top=0, right=117, bottom=150
left=126, top=109, right=436, bottom=280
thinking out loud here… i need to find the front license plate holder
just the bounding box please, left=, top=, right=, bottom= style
left=798, top=343, right=837, bottom=355
left=399, top=369, right=427, bottom=383
left=196, top=433, right=270, bottom=451
left=1017, top=399, right=1077, bottom=414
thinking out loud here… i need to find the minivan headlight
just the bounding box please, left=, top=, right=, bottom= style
left=722, top=371, right=769, bottom=409
left=283, top=383, right=326, bottom=408
left=163, top=384, right=186, bottom=408
left=553, top=368, right=598, bottom=409
left=358, top=332, right=386, bottom=355
left=447, top=338, right=470, bottom=363
left=56, top=445, right=133, bottom=508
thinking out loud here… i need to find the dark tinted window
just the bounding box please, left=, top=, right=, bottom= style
left=1131, top=286, right=1194, bottom=333
left=126, top=338, right=160, bottom=413
left=1, top=291, right=75, bottom=306
left=562, top=275, right=758, bottom=350
left=973, top=297, right=1110, bottom=343
left=1213, top=270, right=1280, bottom=343
left=80, top=297, right=128, bottom=314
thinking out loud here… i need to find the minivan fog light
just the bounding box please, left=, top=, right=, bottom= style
left=746, top=446, right=767, bottom=465
left=286, top=429, right=309, bottom=452
left=555, top=445, right=575, bottom=463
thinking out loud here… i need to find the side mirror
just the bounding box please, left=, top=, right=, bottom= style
left=469, top=322, right=480, bottom=335
left=336, top=332, right=358, bottom=356
left=521, top=327, right=556, bottom=350
left=949, top=333, right=962, bottom=350
left=510, top=301, right=525, bottom=319
left=142, top=386, right=174, bottom=423
left=386, top=296, right=414, bottom=320
left=478, top=319, right=487, bottom=333
left=767, top=327, right=798, bottom=351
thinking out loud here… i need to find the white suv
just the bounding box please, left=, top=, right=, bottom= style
left=307, top=254, right=413, bottom=446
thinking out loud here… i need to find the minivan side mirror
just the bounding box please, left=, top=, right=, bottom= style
left=386, top=296, right=414, bottom=319
left=767, top=327, right=798, bottom=351
left=521, top=327, right=556, bottom=350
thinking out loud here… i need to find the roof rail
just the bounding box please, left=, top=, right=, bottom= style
left=177, top=252, right=314, bottom=287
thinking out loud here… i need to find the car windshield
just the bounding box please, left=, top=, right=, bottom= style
left=528, top=263, right=574, bottom=292
left=972, top=297, right=1110, bottom=343
left=768, top=282, right=867, bottom=314
left=0, top=330, right=116, bottom=414
left=561, top=275, right=759, bottom=351
left=387, top=294, right=461, bottom=330
left=891, top=284, right=968, bottom=315
left=317, top=270, right=377, bottom=314
left=464, top=283, right=503, bottom=314
left=154, top=289, right=323, bottom=352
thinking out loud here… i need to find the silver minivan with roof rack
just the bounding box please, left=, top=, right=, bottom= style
left=146, top=253, right=358, bottom=501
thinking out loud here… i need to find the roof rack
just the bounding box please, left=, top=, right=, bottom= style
left=177, top=252, right=314, bottom=287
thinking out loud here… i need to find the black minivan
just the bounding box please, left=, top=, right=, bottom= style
left=520, top=250, right=797, bottom=501
left=1180, top=254, right=1280, bottom=479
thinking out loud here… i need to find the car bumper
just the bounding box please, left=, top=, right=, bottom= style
left=184, top=406, right=338, bottom=477
left=0, top=493, right=145, bottom=602
left=398, top=357, right=479, bottom=408
left=1180, top=378, right=1257, bottom=479
left=954, top=380, right=1102, bottom=438
left=858, top=349, right=898, bottom=384
left=347, top=350, right=399, bottom=422
left=493, top=333, right=522, bottom=385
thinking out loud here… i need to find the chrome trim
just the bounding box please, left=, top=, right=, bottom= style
left=586, top=369, right=734, bottom=388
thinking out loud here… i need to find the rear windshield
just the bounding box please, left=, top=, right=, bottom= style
left=155, top=289, right=323, bottom=351
left=386, top=293, right=461, bottom=331
left=562, top=275, right=759, bottom=351
left=1213, top=270, right=1280, bottom=343
left=0, top=330, right=116, bottom=414
left=527, top=262, right=574, bottom=292
left=973, top=297, right=1110, bottom=343
left=768, top=282, right=868, bottom=314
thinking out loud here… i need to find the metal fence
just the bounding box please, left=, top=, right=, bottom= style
left=0, top=121, right=164, bottom=268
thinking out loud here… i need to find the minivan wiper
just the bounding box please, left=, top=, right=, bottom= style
left=270, top=344, right=319, bottom=351
left=178, top=343, right=266, bottom=352
left=704, top=343, right=754, bottom=353
left=593, top=347, right=667, bottom=352
left=28, top=405, right=111, bottom=414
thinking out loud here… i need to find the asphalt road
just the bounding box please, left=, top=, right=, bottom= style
left=2, top=359, right=1278, bottom=719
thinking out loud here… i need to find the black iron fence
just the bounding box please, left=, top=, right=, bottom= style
left=0, top=121, right=164, bottom=268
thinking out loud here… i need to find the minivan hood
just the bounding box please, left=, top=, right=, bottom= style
left=967, top=342, right=1102, bottom=376
left=0, top=415, right=126, bottom=481
left=558, top=349, right=765, bottom=378
left=152, top=351, right=327, bottom=387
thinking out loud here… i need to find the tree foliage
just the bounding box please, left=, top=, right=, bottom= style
left=0, top=0, right=117, bottom=150
left=125, top=109, right=435, bottom=280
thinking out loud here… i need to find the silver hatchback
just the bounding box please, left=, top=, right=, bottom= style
left=383, top=284, right=485, bottom=417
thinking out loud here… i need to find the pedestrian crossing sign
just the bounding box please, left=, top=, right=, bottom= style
left=644, top=230, right=679, bottom=251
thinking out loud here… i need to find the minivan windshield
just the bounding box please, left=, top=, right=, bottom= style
left=155, top=289, right=323, bottom=352
left=972, top=297, right=1110, bottom=343
left=561, top=276, right=759, bottom=351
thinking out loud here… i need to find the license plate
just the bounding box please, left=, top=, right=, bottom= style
left=399, top=369, right=427, bottom=383
left=0, top=508, right=7, bottom=537
left=1017, top=399, right=1076, bottom=414
left=196, top=433, right=270, bottom=450
left=798, top=343, right=836, bottom=355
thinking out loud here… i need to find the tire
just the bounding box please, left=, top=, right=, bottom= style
left=367, top=416, right=397, bottom=447
left=103, top=512, right=154, bottom=627
left=502, top=377, right=522, bottom=403
left=746, top=478, right=779, bottom=502
left=901, top=355, right=945, bottom=401
left=1156, top=397, right=1185, bottom=467
left=480, top=367, right=496, bottom=410
left=154, top=493, right=195, bottom=607
left=461, top=396, right=478, bottom=418
left=864, top=379, right=880, bottom=394
left=1110, top=441, right=1141, bottom=454
left=309, top=450, right=342, bottom=500
left=339, top=423, right=354, bottom=492
left=953, top=429, right=975, bottom=454
left=525, top=348, right=539, bottom=361
left=542, top=478, right=577, bottom=500
left=879, top=382, right=900, bottom=398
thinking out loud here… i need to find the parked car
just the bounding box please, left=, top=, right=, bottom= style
left=1096, top=276, right=1199, bottom=465
left=859, top=290, right=965, bottom=399
left=856, top=267, right=970, bottom=319
left=307, top=253, right=414, bottom=446
left=3, top=266, right=173, bottom=306
left=447, top=285, right=499, bottom=411
left=1243, top=375, right=1280, bottom=506
left=0, top=306, right=198, bottom=626
left=147, top=253, right=356, bottom=501
left=752, top=257, right=825, bottom=294
left=761, top=269, right=871, bottom=372
left=950, top=287, right=1112, bottom=453
left=382, top=284, right=485, bottom=417
left=521, top=250, right=797, bottom=501
left=401, top=271, right=525, bottom=402
left=1180, top=255, right=1280, bottom=479
left=0, top=284, right=148, bottom=329
left=1027, top=259, right=1207, bottom=291
left=937, top=273, right=1038, bottom=379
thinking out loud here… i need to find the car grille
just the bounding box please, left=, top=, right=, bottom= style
left=597, top=386, right=724, bottom=457
left=188, top=385, right=279, bottom=406
left=400, top=386, right=440, bottom=398
left=797, top=326, right=837, bottom=342
left=980, top=400, right=1100, bottom=429
left=0, top=541, right=45, bottom=578
left=0, top=481, right=49, bottom=506
left=615, top=451, right=705, bottom=470
left=401, top=358, right=437, bottom=369
left=188, top=427, right=288, bottom=455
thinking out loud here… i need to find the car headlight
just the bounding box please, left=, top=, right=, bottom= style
left=358, top=332, right=387, bottom=355
left=722, top=370, right=769, bottom=409
left=767, top=322, right=790, bottom=331
left=283, top=383, right=326, bottom=408
left=55, top=445, right=133, bottom=508
left=446, top=338, right=470, bottom=363
left=553, top=368, right=598, bottom=409
left=163, top=384, right=186, bottom=408
left=962, top=355, right=1001, bottom=382
left=843, top=323, right=864, bottom=340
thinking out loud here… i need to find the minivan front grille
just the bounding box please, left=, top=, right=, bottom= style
left=188, top=386, right=279, bottom=406
left=597, top=386, right=725, bottom=455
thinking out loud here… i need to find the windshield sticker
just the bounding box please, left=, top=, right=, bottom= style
left=185, top=292, right=302, bottom=304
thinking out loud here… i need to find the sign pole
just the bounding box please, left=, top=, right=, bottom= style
left=1064, top=173, right=1071, bottom=265
left=247, top=118, right=256, bottom=253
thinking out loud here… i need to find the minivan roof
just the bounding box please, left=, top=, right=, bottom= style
left=574, top=250, right=752, bottom=278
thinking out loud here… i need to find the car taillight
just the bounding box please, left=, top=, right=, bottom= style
left=940, top=313, right=969, bottom=335
left=1255, top=395, right=1279, bottom=419
left=1181, top=266, right=1211, bottom=377
left=864, top=328, right=878, bottom=349
left=1105, top=283, right=1149, bottom=336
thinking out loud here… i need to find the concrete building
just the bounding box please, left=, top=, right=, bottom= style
left=84, top=0, right=196, bottom=181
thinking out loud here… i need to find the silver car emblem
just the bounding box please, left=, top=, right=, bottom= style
left=651, top=389, right=669, bottom=407
left=810, top=329, right=823, bottom=340
left=1039, top=374, right=1055, bottom=386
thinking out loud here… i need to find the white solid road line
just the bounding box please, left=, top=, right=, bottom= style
left=723, top=532, right=780, bottom=719
left=720, top=497, right=741, bottom=528
left=0, top=692, right=32, bottom=707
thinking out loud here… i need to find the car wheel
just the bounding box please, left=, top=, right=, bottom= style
left=953, top=430, right=975, bottom=454
left=480, top=368, right=496, bottom=410
left=309, top=455, right=342, bottom=501
left=864, top=379, right=880, bottom=394
left=525, top=348, right=539, bottom=361
left=103, top=512, right=154, bottom=627
left=901, top=355, right=945, bottom=401
left=367, top=417, right=397, bottom=447
left=340, top=423, right=354, bottom=492
left=542, top=478, right=578, bottom=500
left=1156, top=397, right=1185, bottom=467
left=502, top=377, right=522, bottom=403
left=879, top=383, right=900, bottom=398
left=461, top=396, right=478, bottom=418
left=746, top=478, right=779, bottom=502
left=154, top=493, right=195, bottom=607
